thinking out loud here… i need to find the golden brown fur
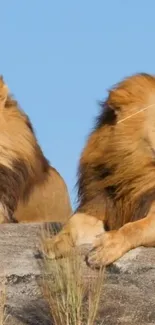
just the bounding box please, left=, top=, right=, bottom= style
left=0, top=76, right=72, bottom=224
left=42, top=72, right=155, bottom=267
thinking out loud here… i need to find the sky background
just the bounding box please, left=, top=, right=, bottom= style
left=1, top=0, right=155, bottom=209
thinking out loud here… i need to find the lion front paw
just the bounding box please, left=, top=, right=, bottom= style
left=85, top=230, right=127, bottom=268
left=41, top=230, right=74, bottom=260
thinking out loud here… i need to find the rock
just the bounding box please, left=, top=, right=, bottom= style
left=0, top=223, right=154, bottom=324
left=102, top=247, right=155, bottom=325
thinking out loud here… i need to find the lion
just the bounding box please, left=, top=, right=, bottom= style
left=42, top=72, right=155, bottom=268
left=0, top=76, right=72, bottom=224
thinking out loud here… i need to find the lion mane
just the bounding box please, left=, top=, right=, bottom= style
left=76, top=72, right=155, bottom=230
left=0, top=76, right=72, bottom=223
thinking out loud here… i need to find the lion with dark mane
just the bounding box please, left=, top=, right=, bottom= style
left=0, top=76, right=72, bottom=224
left=43, top=72, right=155, bottom=268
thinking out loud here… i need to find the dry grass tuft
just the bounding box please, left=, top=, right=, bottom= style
left=40, top=223, right=104, bottom=325
left=0, top=281, right=8, bottom=325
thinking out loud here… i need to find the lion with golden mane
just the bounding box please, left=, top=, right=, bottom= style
left=0, top=76, right=72, bottom=224
left=43, top=72, right=155, bottom=268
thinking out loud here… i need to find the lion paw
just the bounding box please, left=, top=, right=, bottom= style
left=41, top=231, right=74, bottom=260
left=85, top=230, right=126, bottom=268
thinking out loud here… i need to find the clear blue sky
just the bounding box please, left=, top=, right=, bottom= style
left=1, top=1, right=155, bottom=208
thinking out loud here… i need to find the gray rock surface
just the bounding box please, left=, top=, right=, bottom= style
left=0, top=223, right=154, bottom=325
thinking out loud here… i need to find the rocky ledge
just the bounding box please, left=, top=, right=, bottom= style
left=0, top=223, right=154, bottom=325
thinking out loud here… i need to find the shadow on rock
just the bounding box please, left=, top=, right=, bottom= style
left=6, top=299, right=53, bottom=325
